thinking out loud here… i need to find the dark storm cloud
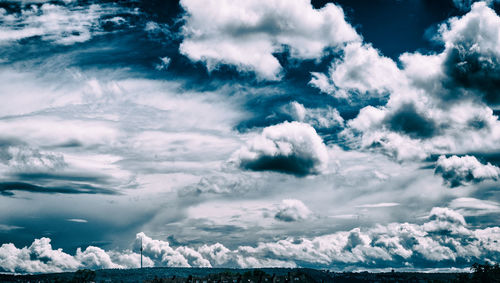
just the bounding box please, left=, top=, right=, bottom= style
left=241, top=156, right=318, bottom=177
left=435, top=1, right=500, bottom=106
left=384, top=103, right=438, bottom=139
left=0, top=181, right=117, bottom=196
left=442, top=45, right=500, bottom=105
left=11, top=172, right=110, bottom=184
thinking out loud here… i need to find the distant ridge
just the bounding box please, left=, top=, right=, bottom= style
left=0, top=267, right=466, bottom=283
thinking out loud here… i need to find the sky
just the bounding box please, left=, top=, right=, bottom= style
left=0, top=0, right=499, bottom=273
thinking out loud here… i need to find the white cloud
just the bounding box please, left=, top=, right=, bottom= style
left=310, top=43, right=403, bottom=98
left=75, top=246, right=122, bottom=270
left=179, top=0, right=360, bottom=80
left=238, top=207, right=499, bottom=267
left=334, top=2, right=500, bottom=161
left=284, top=101, right=344, bottom=129
left=135, top=232, right=189, bottom=267
left=435, top=155, right=500, bottom=187
left=0, top=236, right=151, bottom=273
left=66, top=218, right=88, bottom=223
left=236, top=256, right=296, bottom=268
left=423, top=207, right=469, bottom=235
left=233, top=121, right=329, bottom=176
left=274, top=199, right=312, bottom=222
left=0, top=71, right=245, bottom=186
left=155, top=56, right=171, bottom=71
left=198, top=243, right=231, bottom=266
left=0, top=3, right=116, bottom=45
left=0, top=238, right=80, bottom=273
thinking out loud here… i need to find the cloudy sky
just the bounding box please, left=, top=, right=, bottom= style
left=0, top=0, right=499, bottom=273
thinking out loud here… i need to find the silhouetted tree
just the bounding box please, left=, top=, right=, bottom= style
left=471, top=262, right=500, bottom=283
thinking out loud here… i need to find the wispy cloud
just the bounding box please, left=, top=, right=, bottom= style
left=66, top=218, right=88, bottom=223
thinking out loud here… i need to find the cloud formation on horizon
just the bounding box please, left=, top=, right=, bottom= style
left=1, top=207, right=498, bottom=273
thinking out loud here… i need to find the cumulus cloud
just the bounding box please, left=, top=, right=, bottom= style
left=0, top=237, right=151, bottom=273
left=238, top=207, right=499, bottom=268
left=134, top=233, right=250, bottom=268
left=310, top=42, right=402, bottom=99
left=345, top=101, right=500, bottom=161
left=423, top=207, right=469, bottom=234
left=233, top=121, right=328, bottom=176
left=438, top=1, right=500, bottom=106
left=435, top=155, right=500, bottom=187
left=179, top=0, right=360, bottom=80
left=274, top=199, right=312, bottom=222
left=1, top=207, right=499, bottom=273
left=333, top=2, right=500, bottom=161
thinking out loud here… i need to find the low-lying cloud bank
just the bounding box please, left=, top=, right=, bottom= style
left=1, top=207, right=498, bottom=273
left=0, top=237, right=153, bottom=273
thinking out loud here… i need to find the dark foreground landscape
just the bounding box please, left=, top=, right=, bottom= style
left=1, top=264, right=499, bottom=283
